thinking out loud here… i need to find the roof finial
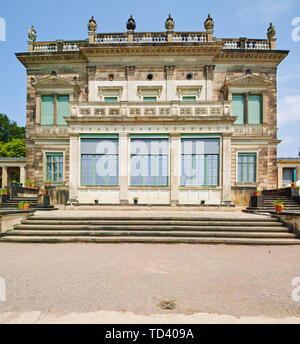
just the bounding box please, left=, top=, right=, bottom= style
left=204, top=14, right=214, bottom=31
left=88, top=16, right=97, bottom=32
left=28, top=25, right=37, bottom=42
left=165, top=14, right=175, bottom=31
left=126, top=15, right=136, bottom=31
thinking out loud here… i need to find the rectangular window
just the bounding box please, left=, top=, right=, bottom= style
left=238, top=153, right=257, bottom=183
left=57, top=95, right=70, bottom=125
left=81, top=137, right=119, bottom=186
left=143, top=97, right=157, bottom=102
left=46, top=153, right=63, bottom=182
left=104, top=97, right=118, bottom=103
left=181, top=138, right=219, bottom=186
left=182, top=96, right=196, bottom=102
left=232, top=94, right=245, bottom=124
left=248, top=94, right=262, bottom=124
left=130, top=137, right=168, bottom=186
left=41, top=96, right=54, bottom=125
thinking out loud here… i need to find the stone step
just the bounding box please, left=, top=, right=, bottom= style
left=26, top=215, right=280, bottom=222
left=6, top=230, right=296, bottom=238
left=13, top=224, right=288, bottom=232
left=20, top=220, right=284, bottom=227
left=0, top=235, right=299, bottom=245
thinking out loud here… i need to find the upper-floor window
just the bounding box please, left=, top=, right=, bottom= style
left=232, top=94, right=262, bottom=124
left=104, top=97, right=118, bottom=103
left=182, top=96, right=196, bottom=102
left=143, top=97, right=157, bottom=102
left=41, top=95, right=69, bottom=126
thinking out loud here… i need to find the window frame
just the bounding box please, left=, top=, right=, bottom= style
left=180, top=138, right=220, bottom=187
left=44, top=151, right=65, bottom=184
left=236, top=151, right=258, bottom=184
left=231, top=92, right=263, bottom=125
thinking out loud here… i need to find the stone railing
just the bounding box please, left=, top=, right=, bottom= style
left=222, top=38, right=270, bottom=50
left=29, top=33, right=275, bottom=52
left=71, top=101, right=230, bottom=118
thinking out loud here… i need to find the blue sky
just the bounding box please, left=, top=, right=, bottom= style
left=0, top=0, right=299, bottom=157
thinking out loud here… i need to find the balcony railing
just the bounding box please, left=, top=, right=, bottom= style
left=29, top=33, right=272, bottom=52
left=71, top=101, right=231, bottom=118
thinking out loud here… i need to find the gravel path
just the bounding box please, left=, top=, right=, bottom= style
left=0, top=243, right=300, bottom=323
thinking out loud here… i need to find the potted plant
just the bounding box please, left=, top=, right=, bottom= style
left=25, top=181, right=33, bottom=188
left=254, top=189, right=260, bottom=196
left=94, top=199, right=99, bottom=204
left=1, top=188, right=9, bottom=195
left=273, top=199, right=284, bottom=212
left=18, top=201, right=30, bottom=210
left=42, top=188, right=47, bottom=195
left=45, top=181, right=51, bottom=187
left=133, top=197, right=138, bottom=205
left=291, top=182, right=296, bottom=187
left=33, top=183, right=39, bottom=190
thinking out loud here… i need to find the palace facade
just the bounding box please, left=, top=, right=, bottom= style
left=16, top=15, right=288, bottom=205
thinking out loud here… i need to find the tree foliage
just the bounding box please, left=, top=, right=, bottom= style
left=0, top=139, right=26, bottom=157
left=0, top=113, right=25, bottom=143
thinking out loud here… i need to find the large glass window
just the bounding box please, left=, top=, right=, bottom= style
left=130, top=137, right=168, bottom=186
left=181, top=138, right=219, bottom=186
left=238, top=153, right=257, bottom=183
left=57, top=95, right=69, bottom=125
left=41, top=96, right=54, bottom=125
left=232, top=94, right=245, bottom=124
left=248, top=95, right=262, bottom=124
left=46, top=153, right=63, bottom=182
left=81, top=137, right=119, bottom=186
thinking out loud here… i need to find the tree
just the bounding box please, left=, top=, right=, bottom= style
left=0, top=139, right=26, bottom=157
left=0, top=114, right=25, bottom=143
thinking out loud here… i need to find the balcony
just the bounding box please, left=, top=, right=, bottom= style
left=71, top=101, right=231, bottom=118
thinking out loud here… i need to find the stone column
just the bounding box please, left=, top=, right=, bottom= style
left=68, top=135, right=79, bottom=203
left=222, top=135, right=232, bottom=204
left=36, top=94, right=41, bottom=124
left=170, top=133, right=180, bottom=205
left=1, top=167, right=8, bottom=188
left=277, top=165, right=283, bottom=189
left=119, top=132, right=129, bottom=204
left=20, top=166, right=26, bottom=185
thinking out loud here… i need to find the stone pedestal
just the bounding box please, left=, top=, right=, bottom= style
left=250, top=195, right=264, bottom=208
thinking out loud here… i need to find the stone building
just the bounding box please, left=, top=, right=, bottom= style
left=16, top=16, right=288, bottom=205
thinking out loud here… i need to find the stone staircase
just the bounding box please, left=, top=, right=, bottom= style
left=0, top=214, right=299, bottom=244
left=0, top=196, right=55, bottom=211
left=246, top=195, right=300, bottom=213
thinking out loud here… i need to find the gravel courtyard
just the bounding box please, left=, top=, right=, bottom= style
left=0, top=243, right=300, bottom=323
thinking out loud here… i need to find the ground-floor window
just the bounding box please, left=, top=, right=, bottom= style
left=181, top=138, right=219, bottom=186
left=81, top=137, right=119, bottom=186
left=46, top=153, right=63, bottom=182
left=130, top=137, right=168, bottom=186
left=237, top=153, right=257, bottom=183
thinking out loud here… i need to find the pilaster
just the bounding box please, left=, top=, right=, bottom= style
left=119, top=132, right=129, bottom=204
left=170, top=133, right=180, bottom=205
left=222, top=134, right=232, bottom=204
left=68, top=134, right=79, bottom=203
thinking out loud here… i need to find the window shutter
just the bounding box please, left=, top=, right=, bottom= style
left=41, top=96, right=54, bottom=125
left=232, top=95, right=245, bottom=124
left=57, top=95, right=70, bottom=125
left=248, top=95, right=262, bottom=124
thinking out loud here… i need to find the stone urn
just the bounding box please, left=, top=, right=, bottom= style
left=126, top=15, right=136, bottom=31
left=88, top=16, right=97, bottom=32
left=165, top=14, right=175, bottom=31
left=267, top=22, right=276, bottom=39
left=204, top=14, right=214, bottom=31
